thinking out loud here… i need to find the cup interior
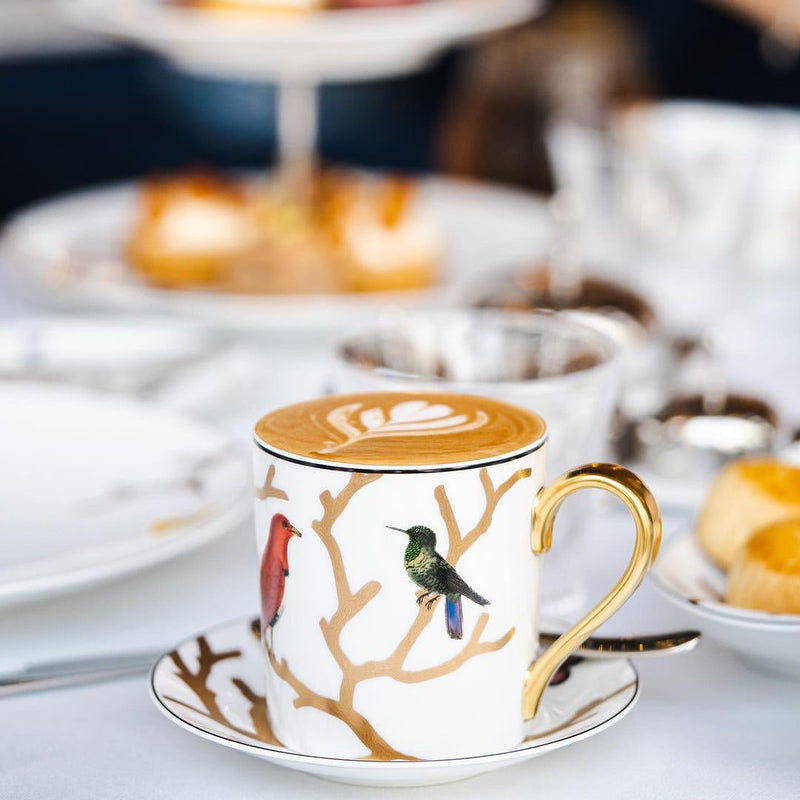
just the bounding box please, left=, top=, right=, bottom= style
left=338, top=309, right=618, bottom=388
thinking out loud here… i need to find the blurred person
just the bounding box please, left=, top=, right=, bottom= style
left=438, top=0, right=800, bottom=193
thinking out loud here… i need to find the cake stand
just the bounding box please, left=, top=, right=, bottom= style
left=63, top=0, right=543, bottom=168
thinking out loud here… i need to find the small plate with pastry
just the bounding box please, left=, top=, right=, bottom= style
left=652, top=458, right=800, bottom=678
left=0, top=169, right=548, bottom=334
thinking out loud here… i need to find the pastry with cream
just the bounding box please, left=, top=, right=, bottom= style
left=126, top=168, right=441, bottom=295
left=127, top=172, right=258, bottom=288
left=726, top=519, right=800, bottom=614
left=696, top=458, right=800, bottom=570
left=324, top=174, right=440, bottom=292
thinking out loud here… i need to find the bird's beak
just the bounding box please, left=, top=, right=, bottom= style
left=386, top=526, right=407, bottom=534
left=290, top=526, right=302, bottom=538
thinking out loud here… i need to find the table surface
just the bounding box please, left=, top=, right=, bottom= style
left=2, top=275, right=800, bottom=799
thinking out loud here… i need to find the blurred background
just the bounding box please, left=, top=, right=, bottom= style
left=7, top=0, right=800, bottom=219
left=4, top=3, right=800, bottom=777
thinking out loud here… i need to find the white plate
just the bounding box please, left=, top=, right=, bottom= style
left=151, top=615, right=639, bottom=787
left=0, top=383, right=251, bottom=608
left=651, top=531, right=800, bottom=678
left=0, top=315, right=217, bottom=389
left=63, top=0, right=542, bottom=82
left=0, top=177, right=548, bottom=334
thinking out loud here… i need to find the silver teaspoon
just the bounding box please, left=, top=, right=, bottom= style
left=539, top=629, right=701, bottom=659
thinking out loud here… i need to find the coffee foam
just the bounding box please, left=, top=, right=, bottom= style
left=255, top=391, right=546, bottom=467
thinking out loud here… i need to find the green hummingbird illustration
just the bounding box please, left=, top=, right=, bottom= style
left=387, top=524, right=489, bottom=640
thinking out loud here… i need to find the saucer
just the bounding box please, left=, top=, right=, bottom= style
left=151, top=616, right=639, bottom=787
left=652, top=532, right=800, bottom=678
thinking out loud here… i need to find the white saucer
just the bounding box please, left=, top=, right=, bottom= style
left=0, top=383, right=250, bottom=608
left=652, top=531, right=800, bottom=678
left=151, top=616, right=639, bottom=787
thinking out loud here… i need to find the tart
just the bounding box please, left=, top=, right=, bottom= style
left=696, top=458, right=800, bottom=570
left=726, top=519, right=800, bottom=614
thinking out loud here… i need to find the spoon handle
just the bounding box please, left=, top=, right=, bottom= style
left=539, top=629, right=701, bottom=659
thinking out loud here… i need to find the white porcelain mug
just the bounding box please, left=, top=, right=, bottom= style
left=252, top=390, right=660, bottom=760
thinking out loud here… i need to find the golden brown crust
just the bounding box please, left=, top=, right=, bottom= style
left=126, top=170, right=440, bottom=295
left=726, top=519, right=800, bottom=613
left=696, top=458, right=800, bottom=570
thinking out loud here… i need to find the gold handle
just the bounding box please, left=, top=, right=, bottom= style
left=522, top=462, right=661, bottom=720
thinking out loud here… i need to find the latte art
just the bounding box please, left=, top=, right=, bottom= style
left=319, top=400, right=490, bottom=454
left=255, top=391, right=546, bottom=467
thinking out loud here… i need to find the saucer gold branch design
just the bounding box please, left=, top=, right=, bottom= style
left=266, top=465, right=526, bottom=760
left=255, top=464, right=288, bottom=502
left=159, top=627, right=635, bottom=757
left=524, top=679, right=636, bottom=743
left=163, top=636, right=282, bottom=747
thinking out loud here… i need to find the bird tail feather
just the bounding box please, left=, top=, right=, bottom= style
left=445, top=595, right=463, bottom=640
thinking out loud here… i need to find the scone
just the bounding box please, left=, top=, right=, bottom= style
left=127, top=173, right=258, bottom=288
left=696, top=458, right=800, bottom=570
left=726, top=519, right=800, bottom=614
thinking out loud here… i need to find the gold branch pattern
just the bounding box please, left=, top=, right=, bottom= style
left=436, top=467, right=532, bottom=563
left=161, top=634, right=636, bottom=758
left=164, top=636, right=282, bottom=747
left=255, top=464, right=288, bottom=501
left=524, top=680, right=637, bottom=742
left=262, top=465, right=530, bottom=759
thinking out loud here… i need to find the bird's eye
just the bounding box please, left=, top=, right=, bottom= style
left=282, top=520, right=288, bottom=529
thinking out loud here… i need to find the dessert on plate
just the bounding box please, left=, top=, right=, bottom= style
left=694, top=457, right=800, bottom=615
left=126, top=172, right=259, bottom=288
left=126, top=169, right=441, bottom=295
left=696, top=458, right=800, bottom=570
left=726, top=519, right=800, bottom=614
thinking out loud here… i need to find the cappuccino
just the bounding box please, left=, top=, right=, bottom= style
left=255, top=391, right=546, bottom=468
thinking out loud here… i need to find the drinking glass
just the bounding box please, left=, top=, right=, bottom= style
left=330, top=309, right=621, bottom=615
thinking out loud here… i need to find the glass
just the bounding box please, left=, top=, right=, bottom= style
left=331, top=309, right=621, bottom=616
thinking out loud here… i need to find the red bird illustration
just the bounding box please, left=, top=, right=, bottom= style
left=260, top=513, right=302, bottom=647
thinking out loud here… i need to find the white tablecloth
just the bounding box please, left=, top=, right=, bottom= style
left=2, top=274, right=800, bottom=799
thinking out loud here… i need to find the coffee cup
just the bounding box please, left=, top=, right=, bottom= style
left=252, top=390, right=660, bottom=760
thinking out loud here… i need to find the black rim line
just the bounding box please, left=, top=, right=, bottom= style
left=252, top=435, right=547, bottom=474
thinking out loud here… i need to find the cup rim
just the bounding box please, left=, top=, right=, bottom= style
left=336, top=309, right=620, bottom=394
left=253, top=431, right=547, bottom=474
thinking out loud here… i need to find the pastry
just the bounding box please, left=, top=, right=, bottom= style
left=696, top=458, right=800, bottom=570
left=726, top=519, right=800, bottom=614
left=326, top=175, right=440, bottom=292
left=127, top=172, right=258, bottom=288
left=126, top=168, right=441, bottom=295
